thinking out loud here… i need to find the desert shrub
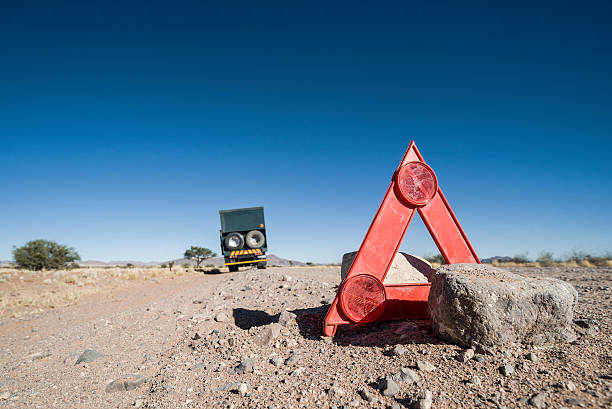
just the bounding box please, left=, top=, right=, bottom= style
left=182, top=263, right=191, bottom=269
left=160, top=263, right=167, bottom=268
left=126, top=263, right=135, bottom=268
left=536, top=252, right=554, bottom=267
left=511, top=253, right=531, bottom=264
left=306, top=262, right=313, bottom=266
left=425, top=254, right=445, bottom=265
left=13, top=240, right=80, bottom=271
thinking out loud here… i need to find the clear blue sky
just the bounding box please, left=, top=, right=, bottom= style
left=1, top=1, right=611, bottom=263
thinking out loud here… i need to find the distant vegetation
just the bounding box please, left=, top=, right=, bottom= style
left=490, top=250, right=612, bottom=267
left=183, top=246, right=217, bottom=268
left=12, top=239, right=80, bottom=271
left=424, top=250, right=611, bottom=267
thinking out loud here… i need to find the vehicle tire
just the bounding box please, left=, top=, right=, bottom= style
left=257, top=261, right=267, bottom=269
left=228, top=265, right=239, bottom=273
left=245, top=230, right=265, bottom=249
left=224, top=232, right=244, bottom=250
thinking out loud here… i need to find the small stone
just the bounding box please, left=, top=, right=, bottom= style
left=29, top=351, right=51, bottom=361
left=416, top=360, right=436, bottom=372
left=457, top=348, right=475, bottom=363
left=75, top=349, right=103, bottom=365
left=193, top=299, right=204, bottom=304
left=254, top=323, right=281, bottom=346
left=414, top=389, right=433, bottom=409
left=235, top=356, right=255, bottom=374
left=214, top=312, right=229, bottom=322
left=282, top=275, right=292, bottom=282
left=391, top=345, right=408, bottom=356
left=328, top=383, right=345, bottom=398
left=290, top=367, right=304, bottom=376
left=566, top=381, right=576, bottom=392
left=278, top=310, right=296, bottom=327
left=238, top=383, right=248, bottom=396
left=468, top=375, right=482, bottom=386
left=528, top=392, right=546, bottom=408
left=527, top=352, right=538, bottom=362
left=134, top=398, right=145, bottom=408
left=358, top=388, right=378, bottom=403
left=270, top=355, right=283, bottom=367
left=378, top=376, right=400, bottom=396
left=285, top=350, right=302, bottom=366
left=0, top=391, right=10, bottom=400
left=105, top=374, right=147, bottom=393
left=565, top=398, right=585, bottom=406
left=398, top=367, right=420, bottom=384
left=500, top=363, right=514, bottom=377
left=473, top=354, right=488, bottom=363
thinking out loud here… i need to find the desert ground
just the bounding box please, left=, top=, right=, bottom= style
left=0, top=264, right=610, bottom=408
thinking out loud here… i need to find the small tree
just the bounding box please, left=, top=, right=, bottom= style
left=168, top=261, right=174, bottom=271
left=13, top=239, right=80, bottom=271
left=184, top=246, right=217, bottom=268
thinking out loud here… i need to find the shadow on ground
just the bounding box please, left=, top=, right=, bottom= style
left=232, top=308, right=279, bottom=330
left=292, top=304, right=439, bottom=347
left=232, top=304, right=440, bottom=347
left=196, top=268, right=223, bottom=275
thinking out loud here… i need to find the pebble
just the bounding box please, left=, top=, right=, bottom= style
left=468, top=375, right=482, bottom=387
left=328, top=382, right=345, bottom=398
left=235, top=356, right=255, bottom=374
left=566, top=381, right=576, bottom=392
left=0, top=391, right=10, bottom=400
left=278, top=310, right=296, bottom=327
left=457, top=348, right=475, bottom=363
left=414, top=389, right=433, bottom=409
left=378, top=376, right=400, bottom=396
left=398, top=367, right=420, bottom=384
left=282, top=275, right=292, bottom=282
left=416, top=360, right=436, bottom=372
left=358, top=388, right=378, bottom=403
left=215, top=312, right=229, bottom=323
left=270, top=355, right=283, bottom=367
left=290, top=367, right=304, bottom=376
left=391, top=344, right=408, bottom=356
left=285, top=350, right=302, bottom=366
left=134, top=398, right=145, bottom=408
left=105, top=374, right=147, bottom=393
left=238, top=383, right=248, bottom=396
left=528, top=392, right=546, bottom=408
left=500, top=363, right=514, bottom=377
left=254, top=323, right=281, bottom=346
left=473, top=354, right=489, bottom=363
left=527, top=352, right=538, bottom=362
left=29, top=351, right=51, bottom=361
left=75, top=349, right=103, bottom=365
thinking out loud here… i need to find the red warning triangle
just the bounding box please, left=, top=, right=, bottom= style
left=323, top=141, right=480, bottom=336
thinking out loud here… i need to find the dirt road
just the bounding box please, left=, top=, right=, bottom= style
left=0, top=266, right=610, bottom=408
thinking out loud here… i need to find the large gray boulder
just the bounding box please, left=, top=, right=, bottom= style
left=341, top=251, right=434, bottom=283
left=428, top=264, right=577, bottom=347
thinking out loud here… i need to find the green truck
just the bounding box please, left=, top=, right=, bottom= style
left=219, top=207, right=268, bottom=272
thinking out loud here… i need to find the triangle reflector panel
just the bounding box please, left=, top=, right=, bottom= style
left=323, top=141, right=480, bottom=336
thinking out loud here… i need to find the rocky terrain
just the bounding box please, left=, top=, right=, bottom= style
left=0, top=265, right=610, bottom=408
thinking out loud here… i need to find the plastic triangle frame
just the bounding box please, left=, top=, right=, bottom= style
left=323, top=141, right=480, bottom=336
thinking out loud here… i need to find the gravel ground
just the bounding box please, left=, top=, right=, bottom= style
left=0, top=266, right=610, bottom=408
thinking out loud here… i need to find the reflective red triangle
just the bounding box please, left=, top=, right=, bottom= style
left=323, top=141, right=480, bottom=336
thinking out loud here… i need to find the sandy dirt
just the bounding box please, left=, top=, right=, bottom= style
left=0, top=266, right=610, bottom=408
